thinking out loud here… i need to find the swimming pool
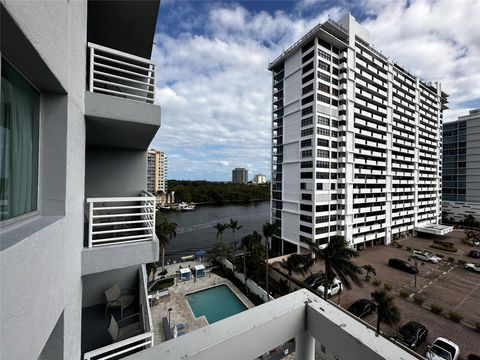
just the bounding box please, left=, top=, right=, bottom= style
left=186, top=284, right=247, bottom=324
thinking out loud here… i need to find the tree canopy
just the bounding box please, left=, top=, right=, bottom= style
left=168, top=180, right=269, bottom=204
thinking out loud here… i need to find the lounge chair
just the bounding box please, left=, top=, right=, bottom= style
left=104, top=283, right=136, bottom=319
left=107, top=314, right=142, bottom=342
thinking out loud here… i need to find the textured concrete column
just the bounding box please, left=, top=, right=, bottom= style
left=295, top=331, right=315, bottom=360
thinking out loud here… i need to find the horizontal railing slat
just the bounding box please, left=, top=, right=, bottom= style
left=92, top=226, right=153, bottom=235
left=93, top=61, right=154, bottom=80
left=88, top=42, right=155, bottom=65
left=91, top=86, right=153, bottom=102
left=93, top=70, right=155, bottom=88
left=83, top=332, right=153, bottom=360
left=93, top=78, right=155, bottom=95
left=92, top=219, right=153, bottom=227
left=93, top=53, right=154, bottom=73
left=92, top=233, right=153, bottom=243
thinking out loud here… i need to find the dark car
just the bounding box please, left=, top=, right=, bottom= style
left=397, top=321, right=428, bottom=350
left=465, top=354, right=480, bottom=360
left=468, top=250, right=480, bottom=259
left=388, top=258, right=418, bottom=274
left=303, top=272, right=325, bottom=288
left=347, top=299, right=376, bottom=319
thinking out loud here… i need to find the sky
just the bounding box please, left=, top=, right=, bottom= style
left=149, top=0, right=480, bottom=181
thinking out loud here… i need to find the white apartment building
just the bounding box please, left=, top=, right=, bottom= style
left=443, top=109, right=480, bottom=222
left=269, top=14, right=448, bottom=254
left=147, top=149, right=168, bottom=194
left=232, top=167, right=248, bottom=184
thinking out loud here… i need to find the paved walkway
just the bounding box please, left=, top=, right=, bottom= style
left=150, top=272, right=254, bottom=345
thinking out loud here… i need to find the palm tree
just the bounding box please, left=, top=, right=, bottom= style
left=228, top=218, right=242, bottom=243
left=362, top=264, right=376, bottom=281
left=371, top=290, right=401, bottom=334
left=228, top=219, right=242, bottom=271
left=281, top=254, right=312, bottom=292
left=263, top=222, right=276, bottom=301
left=155, top=216, right=177, bottom=272
left=309, top=237, right=362, bottom=300
left=214, top=222, right=228, bottom=266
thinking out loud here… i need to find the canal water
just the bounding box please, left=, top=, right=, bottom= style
left=162, top=201, right=269, bottom=262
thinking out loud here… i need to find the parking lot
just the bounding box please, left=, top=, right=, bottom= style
left=298, top=231, right=480, bottom=359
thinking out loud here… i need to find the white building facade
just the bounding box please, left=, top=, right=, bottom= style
left=269, top=15, right=447, bottom=254
left=253, top=173, right=267, bottom=184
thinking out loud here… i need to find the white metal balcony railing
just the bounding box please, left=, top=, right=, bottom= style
left=88, top=42, right=156, bottom=104
left=83, top=266, right=154, bottom=360
left=86, top=191, right=156, bottom=248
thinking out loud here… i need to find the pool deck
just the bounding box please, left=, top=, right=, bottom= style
left=150, top=271, right=254, bottom=345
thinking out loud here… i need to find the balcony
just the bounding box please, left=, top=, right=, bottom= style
left=82, top=191, right=159, bottom=276
left=85, top=43, right=161, bottom=150
left=82, top=266, right=153, bottom=360
left=122, top=289, right=418, bottom=360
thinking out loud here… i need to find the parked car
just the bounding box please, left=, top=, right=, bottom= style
left=412, top=250, right=441, bottom=263
left=304, top=272, right=325, bottom=288
left=426, top=337, right=460, bottom=360
left=347, top=299, right=376, bottom=319
left=388, top=258, right=419, bottom=274
left=465, top=263, right=480, bottom=273
left=397, top=321, right=428, bottom=351
left=317, top=278, right=342, bottom=297
left=468, top=250, right=480, bottom=259
left=465, top=355, right=480, bottom=360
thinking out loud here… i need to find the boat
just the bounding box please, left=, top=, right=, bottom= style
left=179, top=202, right=196, bottom=211
left=158, top=204, right=171, bottom=211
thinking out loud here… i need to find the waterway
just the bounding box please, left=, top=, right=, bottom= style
left=162, top=201, right=269, bottom=262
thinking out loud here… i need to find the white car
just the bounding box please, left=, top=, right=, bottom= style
left=412, top=250, right=442, bottom=263
left=465, top=263, right=480, bottom=273
left=426, top=337, right=460, bottom=360
left=317, top=278, right=342, bottom=297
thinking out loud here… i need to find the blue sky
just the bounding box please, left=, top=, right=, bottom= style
left=150, top=0, right=480, bottom=181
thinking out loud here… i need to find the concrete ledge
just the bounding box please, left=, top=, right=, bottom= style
left=85, top=91, right=160, bottom=150
left=81, top=237, right=159, bottom=276
left=124, top=289, right=420, bottom=360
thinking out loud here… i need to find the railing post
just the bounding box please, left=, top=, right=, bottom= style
left=89, top=44, right=94, bottom=92
left=152, top=196, right=156, bottom=241
left=88, top=201, right=93, bottom=248
left=151, top=63, right=156, bottom=104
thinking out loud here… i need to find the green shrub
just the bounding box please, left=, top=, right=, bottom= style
left=406, top=246, right=412, bottom=251
left=448, top=256, right=455, bottom=262
left=414, top=293, right=425, bottom=305
left=384, top=283, right=393, bottom=291
left=448, top=311, right=463, bottom=323
left=159, top=269, right=168, bottom=276
left=430, top=242, right=458, bottom=253
left=399, top=288, right=412, bottom=299
left=431, top=303, right=443, bottom=314
left=372, top=279, right=382, bottom=287
left=436, top=253, right=445, bottom=258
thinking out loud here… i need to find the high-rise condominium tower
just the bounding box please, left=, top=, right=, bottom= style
left=443, top=109, right=480, bottom=222
left=269, top=14, right=448, bottom=255
left=147, top=149, right=168, bottom=194
left=232, top=167, right=248, bottom=184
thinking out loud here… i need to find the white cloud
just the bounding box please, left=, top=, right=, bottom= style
left=151, top=0, right=479, bottom=180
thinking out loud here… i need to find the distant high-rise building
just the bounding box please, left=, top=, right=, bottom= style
left=232, top=168, right=248, bottom=184
left=443, top=109, right=480, bottom=222
left=147, top=149, right=168, bottom=194
left=253, top=174, right=267, bottom=184
left=269, top=14, right=448, bottom=255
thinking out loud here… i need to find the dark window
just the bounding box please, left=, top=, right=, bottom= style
left=302, top=106, right=313, bottom=116
left=318, top=60, right=330, bottom=72
left=301, top=139, right=312, bottom=147
left=302, top=72, right=314, bottom=84
left=301, top=172, right=313, bottom=179
left=302, top=50, right=315, bottom=63
left=302, top=94, right=314, bottom=105
left=302, top=193, right=312, bottom=200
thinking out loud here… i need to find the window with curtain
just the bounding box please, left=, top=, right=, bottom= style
left=1, top=58, right=39, bottom=221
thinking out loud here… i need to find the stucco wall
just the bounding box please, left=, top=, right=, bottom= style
left=85, top=145, right=147, bottom=198
left=0, top=1, right=87, bottom=359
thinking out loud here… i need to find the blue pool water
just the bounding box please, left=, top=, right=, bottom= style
left=186, top=285, right=247, bottom=324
